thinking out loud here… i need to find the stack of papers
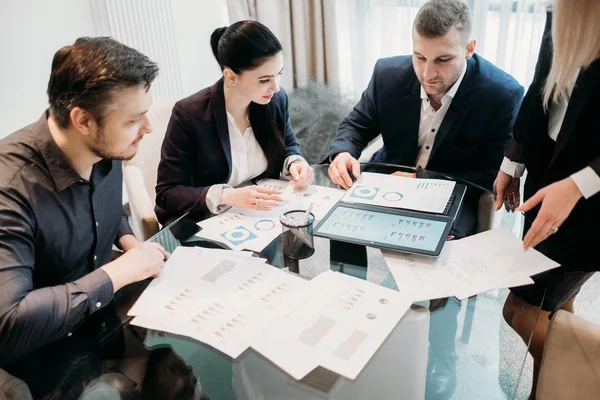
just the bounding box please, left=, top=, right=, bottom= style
left=383, top=228, right=560, bottom=301
left=195, top=180, right=344, bottom=252
left=342, top=172, right=455, bottom=214
left=129, top=247, right=414, bottom=380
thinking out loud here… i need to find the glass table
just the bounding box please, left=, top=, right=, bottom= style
left=4, top=163, right=539, bottom=400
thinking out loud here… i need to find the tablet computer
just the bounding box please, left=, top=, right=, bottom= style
left=313, top=184, right=466, bottom=257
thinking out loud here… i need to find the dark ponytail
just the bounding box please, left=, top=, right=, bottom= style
left=210, top=27, right=227, bottom=62
left=210, top=20, right=285, bottom=179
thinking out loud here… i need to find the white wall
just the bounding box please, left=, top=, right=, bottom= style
left=0, top=0, right=98, bottom=137
left=0, top=0, right=228, bottom=139
left=171, top=0, right=229, bottom=96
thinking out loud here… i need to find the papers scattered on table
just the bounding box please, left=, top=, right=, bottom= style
left=384, top=228, right=560, bottom=301
left=194, top=180, right=344, bottom=252
left=129, top=247, right=413, bottom=380
left=342, top=172, right=455, bottom=214
left=257, top=179, right=344, bottom=221
left=252, top=270, right=413, bottom=380
left=129, top=247, right=309, bottom=358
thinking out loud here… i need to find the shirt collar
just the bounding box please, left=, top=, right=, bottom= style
left=34, top=111, right=83, bottom=191
left=420, top=62, right=468, bottom=103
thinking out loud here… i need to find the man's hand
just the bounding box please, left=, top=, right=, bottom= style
left=101, top=242, right=170, bottom=292
left=391, top=171, right=416, bottom=178
left=289, top=162, right=314, bottom=189
left=328, top=152, right=360, bottom=190
left=518, top=177, right=583, bottom=250
left=493, top=170, right=520, bottom=212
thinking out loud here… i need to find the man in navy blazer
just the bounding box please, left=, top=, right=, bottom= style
left=326, top=2, right=523, bottom=397
left=326, top=0, right=523, bottom=196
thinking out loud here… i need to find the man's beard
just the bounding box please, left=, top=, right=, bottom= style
left=88, top=128, right=140, bottom=161
left=421, top=80, right=452, bottom=97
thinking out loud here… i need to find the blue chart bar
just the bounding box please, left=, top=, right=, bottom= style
left=318, top=206, right=447, bottom=252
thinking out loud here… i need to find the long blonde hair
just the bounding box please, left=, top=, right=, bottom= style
left=543, top=0, right=600, bottom=109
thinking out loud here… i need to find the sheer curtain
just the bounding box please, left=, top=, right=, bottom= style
left=226, top=0, right=339, bottom=90
left=334, top=0, right=548, bottom=95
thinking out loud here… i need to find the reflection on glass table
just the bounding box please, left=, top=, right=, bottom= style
left=144, top=163, right=540, bottom=400
left=1, top=163, right=540, bottom=400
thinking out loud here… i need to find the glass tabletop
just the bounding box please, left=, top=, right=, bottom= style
left=4, top=163, right=538, bottom=400
left=143, top=163, right=536, bottom=400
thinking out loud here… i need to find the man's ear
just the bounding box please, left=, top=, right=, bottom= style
left=466, top=39, right=477, bottom=59
left=69, top=107, right=95, bottom=137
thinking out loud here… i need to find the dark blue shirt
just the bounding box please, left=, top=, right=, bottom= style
left=0, top=112, right=133, bottom=365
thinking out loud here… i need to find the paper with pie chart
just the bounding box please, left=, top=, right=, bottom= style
left=195, top=211, right=280, bottom=252
left=129, top=249, right=414, bottom=379
left=251, top=270, right=413, bottom=380
left=194, top=180, right=345, bottom=251
left=342, top=172, right=456, bottom=214
left=256, top=179, right=345, bottom=221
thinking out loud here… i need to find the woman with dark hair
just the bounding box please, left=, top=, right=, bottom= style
left=155, top=20, right=313, bottom=225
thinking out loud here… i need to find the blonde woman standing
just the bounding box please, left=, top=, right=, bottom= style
left=494, top=1, right=600, bottom=397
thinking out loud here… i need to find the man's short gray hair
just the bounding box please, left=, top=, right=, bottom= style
left=414, top=0, right=472, bottom=42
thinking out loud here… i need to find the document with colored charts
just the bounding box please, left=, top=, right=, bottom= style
left=129, top=247, right=310, bottom=358
left=256, top=179, right=345, bottom=221
left=195, top=211, right=280, bottom=252
left=194, top=181, right=344, bottom=252
left=251, top=270, right=413, bottom=380
left=342, top=172, right=455, bottom=214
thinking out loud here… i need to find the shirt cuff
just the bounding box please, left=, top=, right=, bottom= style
left=116, top=210, right=134, bottom=241
left=282, top=155, right=308, bottom=179
left=205, top=184, right=233, bottom=214
left=71, top=268, right=114, bottom=313
left=570, top=167, right=600, bottom=199
left=500, top=157, right=526, bottom=178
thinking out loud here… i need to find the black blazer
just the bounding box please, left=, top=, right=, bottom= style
left=326, top=54, right=524, bottom=190
left=507, top=12, right=600, bottom=271
left=155, top=79, right=302, bottom=226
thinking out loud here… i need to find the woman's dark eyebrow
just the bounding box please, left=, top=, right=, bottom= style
left=258, top=67, right=285, bottom=79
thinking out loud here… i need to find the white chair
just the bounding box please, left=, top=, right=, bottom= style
left=124, top=97, right=180, bottom=240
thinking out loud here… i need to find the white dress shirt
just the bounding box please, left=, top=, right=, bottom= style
left=414, top=64, right=467, bottom=169
left=500, top=71, right=600, bottom=199
left=206, top=111, right=306, bottom=213
left=225, top=111, right=268, bottom=187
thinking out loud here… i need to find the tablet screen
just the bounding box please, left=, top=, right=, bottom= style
left=315, top=206, right=447, bottom=252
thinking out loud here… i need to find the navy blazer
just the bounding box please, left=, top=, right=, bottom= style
left=508, top=12, right=600, bottom=271
left=326, top=54, right=524, bottom=190
left=155, top=78, right=302, bottom=226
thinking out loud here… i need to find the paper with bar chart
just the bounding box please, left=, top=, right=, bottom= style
left=129, top=247, right=310, bottom=358
left=129, top=249, right=413, bottom=379
left=256, top=179, right=345, bottom=221
left=342, top=172, right=455, bottom=213
left=251, top=271, right=413, bottom=380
